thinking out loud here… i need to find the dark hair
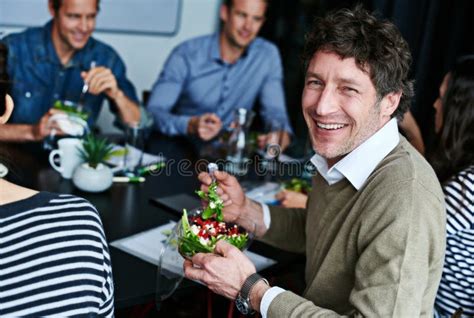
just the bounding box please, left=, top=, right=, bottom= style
left=223, top=0, right=269, bottom=10
left=0, top=42, right=8, bottom=116
left=302, top=5, right=414, bottom=119
left=430, top=56, right=474, bottom=183
left=50, top=0, right=100, bottom=12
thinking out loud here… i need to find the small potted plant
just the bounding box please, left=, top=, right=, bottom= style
left=72, top=134, right=114, bottom=193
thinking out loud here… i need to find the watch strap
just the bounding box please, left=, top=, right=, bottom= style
left=239, top=273, right=269, bottom=313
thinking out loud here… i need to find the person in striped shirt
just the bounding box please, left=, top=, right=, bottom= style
left=0, top=46, right=114, bottom=315
left=430, top=55, right=474, bottom=316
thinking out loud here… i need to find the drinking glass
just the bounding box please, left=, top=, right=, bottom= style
left=123, top=123, right=145, bottom=174
left=259, top=120, right=284, bottom=176
left=225, top=108, right=255, bottom=176
left=263, top=119, right=284, bottom=160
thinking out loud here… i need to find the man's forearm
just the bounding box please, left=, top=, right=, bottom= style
left=0, top=124, right=37, bottom=142
left=240, top=198, right=268, bottom=237
left=112, top=90, right=141, bottom=125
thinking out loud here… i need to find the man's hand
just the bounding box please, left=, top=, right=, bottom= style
left=198, top=170, right=267, bottom=236
left=276, top=190, right=308, bottom=209
left=187, top=113, right=222, bottom=141
left=183, top=241, right=256, bottom=299
left=81, top=67, right=140, bottom=125
left=31, top=109, right=64, bottom=141
left=257, top=130, right=291, bottom=152
left=81, top=67, right=121, bottom=100
left=198, top=170, right=246, bottom=222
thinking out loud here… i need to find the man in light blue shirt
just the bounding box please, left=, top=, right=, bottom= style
left=147, top=0, right=292, bottom=146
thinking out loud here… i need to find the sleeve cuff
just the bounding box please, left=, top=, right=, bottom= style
left=261, top=203, right=271, bottom=229
left=175, top=115, right=192, bottom=136
left=260, top=286, right=286, bottom=318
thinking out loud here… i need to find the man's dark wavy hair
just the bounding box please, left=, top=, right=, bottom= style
left=50, top=0, right=100, bottom=12
left=430, top=56, right=474, bottom=183
left=302, top=5, right=414, bottom=120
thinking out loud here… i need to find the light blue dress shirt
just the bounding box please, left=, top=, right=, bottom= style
left=259, top=118, right=400, bottom=317
left=147, top=33, right=292, bottom=136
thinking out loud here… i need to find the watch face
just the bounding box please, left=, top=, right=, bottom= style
left=235, top=295, right=251, bottom=315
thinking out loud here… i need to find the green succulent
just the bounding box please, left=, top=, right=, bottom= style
left=78, top=134, right=114, bottom=169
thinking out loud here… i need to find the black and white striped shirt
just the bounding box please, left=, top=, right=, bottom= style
left=0, top=192, right=114, bottom=317
left=435, top=166, right=474, bottom=316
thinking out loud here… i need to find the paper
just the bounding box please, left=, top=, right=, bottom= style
left=106, top=144, right=165, bottom=169
left=49, top=113, right=87, bottom=136
left=110, top=221, right=277, bottom=275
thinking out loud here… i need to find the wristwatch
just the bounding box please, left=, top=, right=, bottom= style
left=235, top=273, right=269, bottom=316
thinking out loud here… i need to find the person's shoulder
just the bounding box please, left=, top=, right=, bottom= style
left=378, top=137, right=437, bottom=181
left=44, top=193, right=102, bottom=218
left=173, top=34, right=213, bottom=55
left=87, top=36, right=121, bottom=57
left=250, top=37, right=280, bottom=56
left=3, top=25, right=42, bottom=41
left=444, top=165, right=474, bottom=200
left=369, top=137, right=444, bottom=200
left=3, top=25, right=44, bottom=50
left=450, top=165, right=474, bottom=183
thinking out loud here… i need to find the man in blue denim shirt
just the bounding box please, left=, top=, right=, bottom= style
left=147, top=0, right=292, bottom=148
left=0, top=0, right=140, bottom=142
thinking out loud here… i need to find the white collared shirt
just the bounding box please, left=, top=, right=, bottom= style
left=259, top=118, right=400, bottom=317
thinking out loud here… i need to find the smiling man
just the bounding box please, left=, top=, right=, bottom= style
left=147, top=0, right=292, bottom=146
left=0, top=0, right=141, bottom=142
left=187, top=6, right=446, bottom=317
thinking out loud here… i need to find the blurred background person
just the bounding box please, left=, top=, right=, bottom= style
left=275, top=189, right=308, bottom=208
left=0, top=0, right=141, bottom=142
left=398, top=110, right=425, bottom=154
left=147, top=0, right=292, bottom=148
left=429, top=55, right=474, bottom=317
left=0, top=42, right=114, bottom=317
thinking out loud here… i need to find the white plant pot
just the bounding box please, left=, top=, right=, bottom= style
left=72, top=163, right=113, bottom=193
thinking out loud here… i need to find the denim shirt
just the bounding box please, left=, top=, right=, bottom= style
left=147, top=33, right=293, bottom=136
left=2, top=20, right=138, bottom=125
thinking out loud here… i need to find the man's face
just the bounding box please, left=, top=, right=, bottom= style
left=220, top=0, right=266, bottom=49
left=49, top=0, right=97, bottom=52
left=302, top=51, right=397, bottom=166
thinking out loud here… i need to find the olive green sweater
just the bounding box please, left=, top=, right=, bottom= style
left=262, top=137, right=446, bottom=317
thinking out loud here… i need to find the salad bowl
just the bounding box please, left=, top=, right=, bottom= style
left=156, top=208, right=255, bottom=303
left=177, top=207, right=254, bottom=260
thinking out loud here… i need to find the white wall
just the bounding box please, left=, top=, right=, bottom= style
left=0, top=0, right=222, bottom=132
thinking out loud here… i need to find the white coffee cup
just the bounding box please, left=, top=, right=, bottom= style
left=49, top=138, right=84, bottom=179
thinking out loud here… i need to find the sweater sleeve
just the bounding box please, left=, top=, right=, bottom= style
left=259, top=205, right=307, bottom=254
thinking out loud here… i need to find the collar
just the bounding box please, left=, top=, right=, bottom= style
left=210, top=32, right=253, bottom=64
left=209, top=33, right=222, bottom=62
left=310, top=118, right=400, bottom=190
left=33, top=20, right=59, bottom=64
left=33, top=20, right=93, bottom=68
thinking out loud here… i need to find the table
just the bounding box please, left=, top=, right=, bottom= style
left=3, top=135, right=303, bottom=309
